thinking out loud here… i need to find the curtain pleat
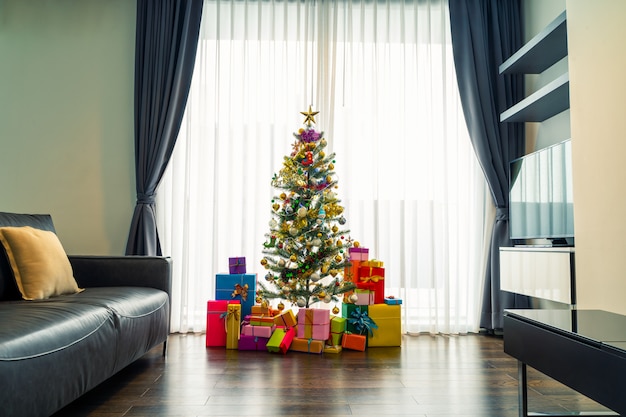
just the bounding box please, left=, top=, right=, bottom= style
left=448, top=0, right=528, bottom=330
left=126, top=0, right=203, bottom=256
left=159, top=0, right=488, bottom=334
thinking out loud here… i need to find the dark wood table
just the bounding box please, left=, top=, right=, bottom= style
left=504, top=309, right=626, bottom=416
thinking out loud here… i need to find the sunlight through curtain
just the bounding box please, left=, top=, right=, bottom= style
left=157, top=0, right=489, bottom=335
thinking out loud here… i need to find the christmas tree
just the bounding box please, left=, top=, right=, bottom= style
left=258, top=107, right=357, bottom=309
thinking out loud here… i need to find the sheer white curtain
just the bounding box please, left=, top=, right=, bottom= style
left=157, top=0, right=488, bottom=335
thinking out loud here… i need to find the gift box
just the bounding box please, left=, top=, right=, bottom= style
left=357, top=264, right=385, bottom=304
left=206, top=300, right=241, bottom=347
left=241, top=324, right=274, bottom=338
left=342, top=333, right=366, bottom=351
left=225, top=304, right=241, bottom=350
left=238, top=335, right=269, bottom=351
left=228, top=256, right=246, bottom=274
left=290, top=337, right=324, bottom=354
left=348, top=247, right=369, bottom=261
left=367, top=304, right=401, bottom=347
left=354, top=289, right=374, bottom=306
left=215, top=273, right=256, bottom=317
left=297, top=308, right=330, bottom=340
left=342, top=304, right=368, bottom=335
left=329, top=316, right=347, bottom=346
left=251, top=305, right=270, bottom=315
left=323, top=345, right=342, bottom=354
left=249, top=315, right=275, bottom=327
left=343, top=305, right=377, bottom=347
left=267, top=326, right=296, bottom=354
left=274, top=309, right=297, bottom=328
left=343, top=260, right=362, bottom=303
left=384, top=297, right=402, bottom=305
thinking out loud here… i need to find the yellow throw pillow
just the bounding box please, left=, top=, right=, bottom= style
left=0, top=226, right=83, bottom=300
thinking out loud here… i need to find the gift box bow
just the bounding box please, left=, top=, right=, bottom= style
left=348, top=307, right=378, bottom=336
left=231, top=283, right=249, bottom=301
left=359, top=274, right=384, bottom=283
left=221, top=306, right=241, bottom=338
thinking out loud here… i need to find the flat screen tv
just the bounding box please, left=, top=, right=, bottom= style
left=509, top=139, right=574, bottom=246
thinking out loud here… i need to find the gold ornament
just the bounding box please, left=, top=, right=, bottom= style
left=320, top=151, right=325, bottom=158
left=261, top=300, right=269, bottom=308
left=290, top=254, right=297, bottom=262
left=335, top=255, right=342, bottom=262
left=260, top=258, right=268, bottom=266
left=329, top=163, right=334, bottom=170
left=300, top=105, right=319, bottom=126
left=280, top=192, right=287, bottom=200
left=354, top=241, right=360, bottom=248
left=330, top=269, right=338, bottom=277
left=272, top=203, right=280, bottom=211
left=277, top=302, right=285, bottom=311
left=332, top=225, right=339, bottom=233
left=332, top=306, right=340, bottom=315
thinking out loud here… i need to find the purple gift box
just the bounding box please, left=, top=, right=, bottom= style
left=348, top=247, right=369, bottom=261
left=238, top=335, right=270, bottom=351
left=229, top=257, right=246, bottom=274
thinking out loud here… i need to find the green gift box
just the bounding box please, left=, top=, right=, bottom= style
left=342, top=304, right=368, bottom=335
left=329, top=316, right=347, bottom=346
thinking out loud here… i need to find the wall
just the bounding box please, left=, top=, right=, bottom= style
left=0, top=0, right=137, bottom=255
left=566, top=0, right=626, bottom=314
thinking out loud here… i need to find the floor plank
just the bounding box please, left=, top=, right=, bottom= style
left=52, top=333, right=612, bottom=417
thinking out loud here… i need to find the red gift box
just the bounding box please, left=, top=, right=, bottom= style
left=357, top=265, right=385, bottom=305
left=206, top=300, right=240, bottom=347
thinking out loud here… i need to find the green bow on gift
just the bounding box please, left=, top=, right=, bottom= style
left=348, top=307, right=378, bottom=336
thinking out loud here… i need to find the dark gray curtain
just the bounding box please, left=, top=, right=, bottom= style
left=448, top=0, right=527, bottom=330
left=126, top=0, right=203, bottom=256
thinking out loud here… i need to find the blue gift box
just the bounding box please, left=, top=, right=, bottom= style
left=384, top=297, right=403, bottom=305
left=215, top=273, right=256, bottom=317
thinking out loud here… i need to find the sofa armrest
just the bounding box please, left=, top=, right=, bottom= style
left=68, top=256, right=172, bottom=298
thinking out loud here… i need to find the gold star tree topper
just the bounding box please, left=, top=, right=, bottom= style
left=300, top=105, right=319, bottom=126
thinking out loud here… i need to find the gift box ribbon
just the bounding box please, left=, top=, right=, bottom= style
left=222, top=306, right=241, bottom=339
left=348, top=307, right=378, bottom=336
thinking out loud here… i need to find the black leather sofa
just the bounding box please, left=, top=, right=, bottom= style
left=0, top=212, right=171, bottom=417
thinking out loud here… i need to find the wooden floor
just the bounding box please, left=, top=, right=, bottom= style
left=53, top=333, right=611, bottom=417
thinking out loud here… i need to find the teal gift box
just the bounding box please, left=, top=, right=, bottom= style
left=342, top=304, right=368, bottom=335
left=215, top=273, right=256, bottom=318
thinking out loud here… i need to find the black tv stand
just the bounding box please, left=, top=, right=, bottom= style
left=504, top=309, right=626, bottom=416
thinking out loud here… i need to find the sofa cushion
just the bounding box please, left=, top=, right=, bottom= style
left=0, top=213, right=57, bottom=301
left=0, top=300, right=114, bottom=361
left=0, top=226, right=83, bottom=300
left=52, top=286, right=170, bottom=371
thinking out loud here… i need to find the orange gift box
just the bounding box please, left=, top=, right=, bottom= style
left=290, top=338, right=324, bottom=354
left=274, top=309, right=297, bottom=328
left=342, top=333, right=366, bottom=351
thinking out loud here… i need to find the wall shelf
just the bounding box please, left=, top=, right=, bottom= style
left=500, top=73, right=569, bottom=122
left=500, top=11, right=568, bottom=74
left=500, top=11, right=569, bottom=124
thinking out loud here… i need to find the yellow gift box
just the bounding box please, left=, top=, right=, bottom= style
left=367, top=304, right=401, bottom=347
left=225, top=304, right=241, bottom=349
left=362, top=259, right=384, bottom=268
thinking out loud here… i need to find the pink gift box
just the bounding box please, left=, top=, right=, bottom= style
left=242, top=324, right=274, bottom=338
left=297, top=308, right=330, bottom=340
